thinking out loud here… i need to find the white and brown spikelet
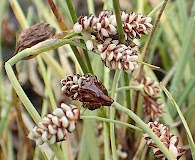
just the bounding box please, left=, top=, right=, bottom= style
left=28, top=103, right=80, bottom=145
left=73, top=10, right=153, bottom=41
left=73, top=10, right=153, bottom=73
left=144, top=122, right=186, bottom=159
left=61, top=74, right=114, bottom=110
left=139, top=77, right=164, bottom=120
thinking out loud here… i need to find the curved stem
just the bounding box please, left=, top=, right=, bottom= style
left=5, top=62, right=41, bottom=123
left=115, top=85, right=144, bottom=93
left=81, top=116, right=143, bottom=132
left=113, top=101, right=175, bottom=160
left=110, top=69, right=121, bottom=160
left=160, top=83, right=195, bottom=159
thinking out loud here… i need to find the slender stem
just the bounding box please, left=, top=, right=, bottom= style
left=81, top=116, right=143, bottom=132
left=113, top=101, right=175, bottom=160
left=50, top=144, right=67, bottom=160
left=5, top=61, right=68, bottom=160
left=148, top=1, right=164, bottom=17
left=103, top=122, right=110, bottom=160
left=70, top=45, right=88, bottom=74
left=110, top=1, right=126, bottom=158
left=124, top=73, right=131, bottom=108
left=66, top=0, right=93, bottom=74
left=103, top=67, right=111, bottom=160
left=87, top=0, right=95, bottom=14
left=5, top=62, right=41, bottom=123
left=160, top=83, right=195, bottom=159
left=81, top=39, right=94, bottom=74
left=113, top=0, right=125, bottom=44
left=137, top=0, right=169, bottom=80
left=115, top=85, right=144, bottom=93
left=66, top=0, right=77, bottom=23
left=47, top=0, right=67, bottom=30
left=6, top=37, right=87, bottom=65
left=110, top=69, right=120, bottom=160
left=9, top=0, right=28, bottom=29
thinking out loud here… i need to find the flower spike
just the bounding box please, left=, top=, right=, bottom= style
left=144, top=122, right=186, bottom=159
left=61, top=74, right=114, bottom=110
left=28, top=103, right=80, bottom=145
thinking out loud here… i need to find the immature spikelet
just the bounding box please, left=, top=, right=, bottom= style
left=28, top=103, right=80, bottom=145
left=139, top=77, right=164, bottom=120
left=141, top=77, right=161, bottom=97
left=143, top=96, right=164, bottom=120
left=143, top=122, right=186, bottom=159
left=61, top=74, right=114, bottom=110
left=97, top=38, right=139, bottom=73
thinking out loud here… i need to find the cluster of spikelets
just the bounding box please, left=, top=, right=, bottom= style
left=61, top=74, right=114, bottom=110
left=73, top=10, right=153, bottom=73
left=144, top=122, right=186, bottom=159
left=28, top=103, right=80, bottom=145
left=138, top=77, right=164, bottom=120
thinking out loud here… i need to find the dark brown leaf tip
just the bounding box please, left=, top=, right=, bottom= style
left=14, top=22, right=55, bottom=59
left=61, top=74, right=114, bottom=110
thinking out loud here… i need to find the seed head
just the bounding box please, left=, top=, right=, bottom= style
left=28, top=103, right=80, bottom=145
left=141, top=77, right=161, bottom=97
left=144, top=122, right=186, bottom=159
left=61, top=74, right=114, bottom=110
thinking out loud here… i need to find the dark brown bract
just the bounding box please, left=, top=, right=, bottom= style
left=14, top=22, right=55, bottom=59
left=61, top=74, right=114, bottom=110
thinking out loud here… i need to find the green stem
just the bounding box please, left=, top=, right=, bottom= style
left=37, top=55, right=56, bottom=110
left=148, top=1, right=164, bottom=17
left=66, top=0, right=77, bottom=23
left=64, top=0, right=92, bottom=74
left=9, top=0, right=29, bottom=29
left=81, top=39, right=94, bottom=74
left=123, top=73, right=131, bottom=109
left=113, top=0, right=125, bottom=44
left=113, top=101, right=175, bottom=160
left=103, top=67, right=111, bottom=160
left=115, top=85, right=144, bottom=93
left=81, top=116, right=143, bottom=132
left=5, top=60, right=68, bottom=160
left=5, top=62, right=41, bottom=123
left=87, top=0, right=95, bottom=14
left=160, top=83, right=195, bottom=159
left=103, top=122, right=110, bottom=160
left=70, top=45, right=88, bottom=74
left=110, top=69, right=120, bottom=160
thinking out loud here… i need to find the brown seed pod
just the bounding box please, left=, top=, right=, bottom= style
left=61, top=74, right=114, bottom=110
left=14, top=23, right=55, bottom=59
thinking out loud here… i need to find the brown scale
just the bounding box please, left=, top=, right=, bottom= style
left=61, top=74, right=114, bottom=110
left=14, top=23, right=55, bottom=59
